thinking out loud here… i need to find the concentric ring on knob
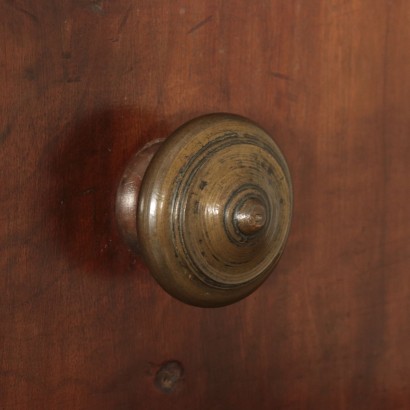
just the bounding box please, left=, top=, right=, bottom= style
left=136, top=113, right=292, bottom=307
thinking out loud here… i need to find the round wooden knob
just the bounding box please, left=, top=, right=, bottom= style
left=116, top=113, right=292, bottom=307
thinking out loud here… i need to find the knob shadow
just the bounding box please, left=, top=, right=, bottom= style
left=46, top=107, right=195, bottom=278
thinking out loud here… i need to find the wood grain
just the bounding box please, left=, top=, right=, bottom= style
left=0, top=0, right=409, bottom=409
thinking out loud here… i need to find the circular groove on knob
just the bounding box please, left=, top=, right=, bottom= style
left=130, top=113, right=293, bottom=307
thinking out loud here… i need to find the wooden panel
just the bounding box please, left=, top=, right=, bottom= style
left=0, top=0, right=409, bottom=408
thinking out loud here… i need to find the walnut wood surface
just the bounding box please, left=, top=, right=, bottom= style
left=0, top=1, right=409, bottom=409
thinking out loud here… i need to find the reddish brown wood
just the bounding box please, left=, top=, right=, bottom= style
left=0, top=0, right=409, bottom=409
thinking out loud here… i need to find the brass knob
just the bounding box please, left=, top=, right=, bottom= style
left=116, top=113, right=293, bottom=307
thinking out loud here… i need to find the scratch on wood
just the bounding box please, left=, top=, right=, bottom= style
left=118, top=5, right=133, bottom=34
left=89, top=0, right=104, bottom=15
left=9, top=2, right=39, bottom=23
left=0, top=124, right=12, bottom=144
left=270, top=71, right=292, bottom=82
left=81, top=187, right=96, bottom=196
left=187, top=15, right=213, bottom=34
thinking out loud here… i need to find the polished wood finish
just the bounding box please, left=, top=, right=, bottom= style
left=1, top=1, right=409, bottom=409
left=116, top=114, right=292, bottom=307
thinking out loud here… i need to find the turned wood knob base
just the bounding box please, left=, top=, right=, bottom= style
left=116, top=113, right=293, bottom=307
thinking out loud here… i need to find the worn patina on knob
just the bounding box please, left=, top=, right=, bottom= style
left=116, top=113, right=293, bottom=307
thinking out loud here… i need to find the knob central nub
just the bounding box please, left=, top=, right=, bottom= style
left=234, top=198, right=267, bottom=235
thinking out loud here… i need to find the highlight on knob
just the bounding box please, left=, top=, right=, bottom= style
left=116, top=114, right=293, bottom=307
